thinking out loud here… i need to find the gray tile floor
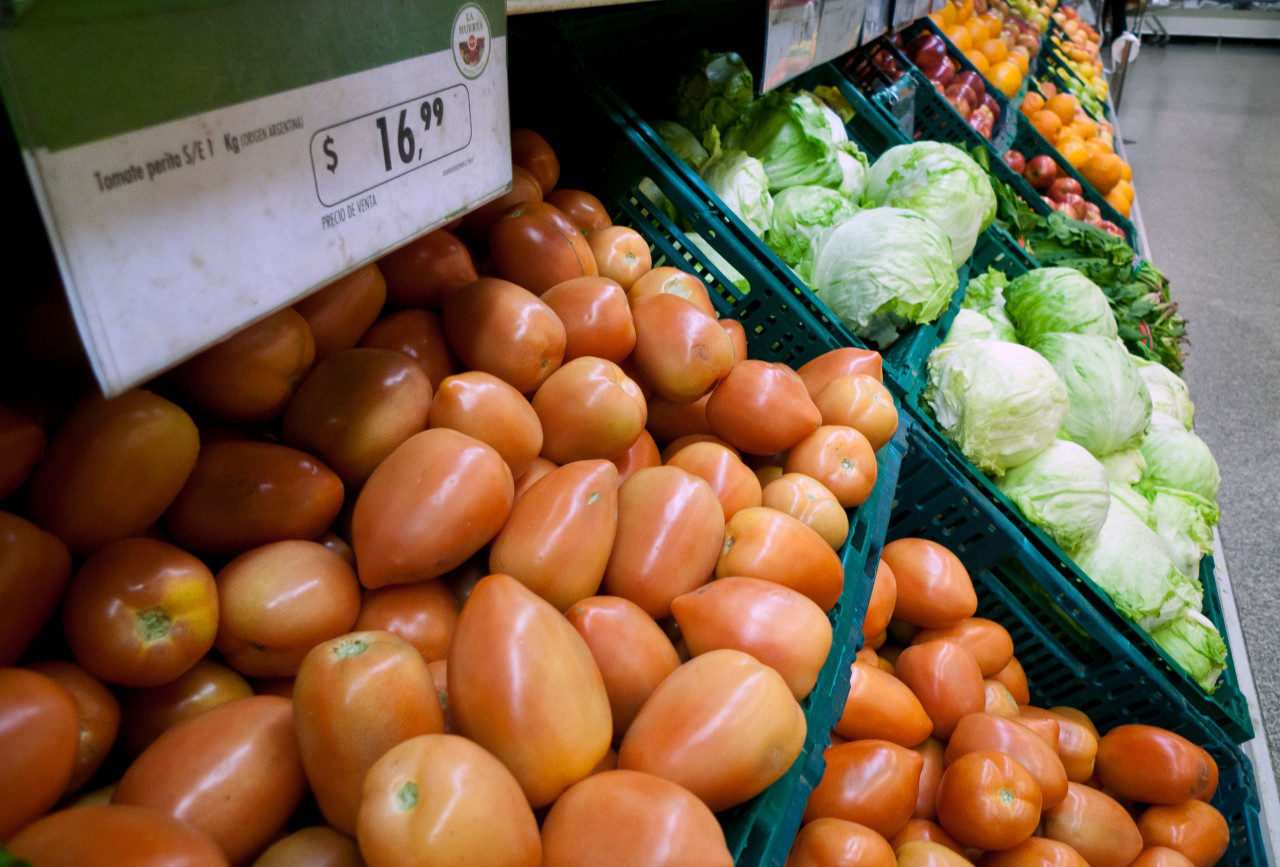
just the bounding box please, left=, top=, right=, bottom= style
left=1115, top=39, right=1280, bottom=778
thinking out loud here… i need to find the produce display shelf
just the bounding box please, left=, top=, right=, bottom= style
left=1035, top=40, right=1113, bottom=122
left=888, top=409, right=1256, bottom=742
left=507, top=32, right=906, bottom=863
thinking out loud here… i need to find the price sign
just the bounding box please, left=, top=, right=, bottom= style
left=0, top=0, right=510, bottom=396
left=763, top=0, right=868, bottom=92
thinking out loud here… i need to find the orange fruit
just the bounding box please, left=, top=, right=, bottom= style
left=1080, top=152, right=1123, bottom=194
left=1112, top=178, right=1135, bottom=203
left=1030, top=110, right=1063, bottom=141
left=1045, top=94, right=1080, bottom=126
left=966, top=17, right=990, bottom=43
left=1084, top=137, right=1113, bottom=156
left=1020, top=91, right=1045, bottom=116
left=1105, top=189, right=1131, bottom=218
left=1067, top=119, right=1097, bottom=140
left=1119, top=161, right=1133, bottom=181
left=1008, top=48, right=1030, bottom=74
left=963, top=49, right=991, bottom=74
left=1059, top=139, right=1090, bottom=168
left=987, top=61, right=1023, bottom=98
left=1039, top=80, right=1058, bottom=99
left=957, top=0, right=975, bottom=22
left=939, top=2, right=959, bottom=26
left=946, top=26, right=974, bottom=52
left=980, top=38, right=1009, bottom=64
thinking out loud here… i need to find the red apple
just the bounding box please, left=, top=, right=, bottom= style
left=980, top=92, right=1002, bottom=121
left=920, top=55, right=958, bottom=87
left=1058, top=193, right=1087, bottom=218
left=1080, top=201, right=1102, bottom=222
left=1003, top=149, right=1026, bottom=174
left=1099, top=220, right=1125, bottom=237
left=1024, top=155, right=1057, bottom=190
left=954, top=70, right=986, bottom=98
left=909, top=34, right=948, bottom=67
left=1047, top=177, right=1084, bottom=201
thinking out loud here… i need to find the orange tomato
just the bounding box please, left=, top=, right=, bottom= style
left=894, top=640, right=985, bottom=740
left=352, top=428, right=514, bottom=588
left=935, top=750, right=1042, bottom=851
left=357, top=733, right=541, bottom=867
left=760, top=472, right=849, bottom=549
left=442, top=277, right=567, bottom=394
left=1043, top=782, right=1144, bottom=867
left=784, top=424, right=878, bottom=508
left=117, top=657, right=253, bottom=756
left=619, top=649, right=805, bottom=812
left=631, top=293, right=735, bottom=405
left=880, top=538, right=977, bottom=629
left=721, top=318, right=749, bottom=363
left=545, top=188, right=612, bottom=234
left=26, top=660, right=120, bottom=795
left=358, top=308, right=460, bottom=390
left=8, top=804, right=229, bottom=867
left=511, top=128, right=560, bottom=193
left=891, top=819, right=965, bottom=855
left=665, top=440, right=763, bottom=521
left=541, top=276, right=637, bottom=362
left=427, top=658, right=456, bottom=734
left=991, top=655, right=1031, bottom=705
left=0, top=403, right=44, bottom=501
left=459, top=163, right=544, bottom=240
left=586, top=225, right=653, bottom=291
left=489, top=201, right=598, bottom=295
left=0, top=667, right=80, bottom=837
left=984, top=681, right=1020, bottom=717
left=628, top=266, right=717, bottom=317
left=378, top=228, right=479, bottom=310
left=797, top=347, right=884, bottom=397
left=897, top=840, right=974, bottom=867
left=716, top=506, right=845, bottom=611
left=251, top=826, right=364, bottom=867
left=803, top=739, right=923, bottom=837
left=978, top=835, right=1092, bottom=867
left=1137, top=800, right=1230, bottom=867
left=786, top=817, right=896, bottom=867
left=1021, top=707, right=1100, bottom=782
left=913, top=617, right=1014, bottom=677
left=834, top=660, right=933, bottom=746
left=532, top=356, right=647, bottom=463
left=294, top=631, right=446, bottom=834
left=354, top=579, right=459, bottom=663
left=0, top=511, right=71, bottom=666
left=707, top=360, right=822, bottom=455
left=645, top=392, right=714, bottom=443
left=863, top=560, right=898, bottom=641
left=292, top=263, right=387, bottom=362
left=514, top=455, right=559, bottom=501
left=672, top=576, right=832, bottom=700
left=1095, top=725, right=1217, bottom=804
left=429, top=370, right=544, bottom=477
left=611, top=428, right=662, bottom=485
left=912, top=737, right=946, bottom=821
left=946, top=712, right=1069, bottom=809
left=813, top=373, right=899, bottom=451
left=1128, top=848, right=1199, bottom=867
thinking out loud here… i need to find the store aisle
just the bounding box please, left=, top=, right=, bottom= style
left=1117, top=41, right=1280, bottom=777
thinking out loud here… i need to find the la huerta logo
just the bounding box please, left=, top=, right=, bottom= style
left=453, top=4, right=491, bottom=79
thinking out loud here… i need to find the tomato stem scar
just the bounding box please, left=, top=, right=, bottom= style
left=587, top=491, right=601, bottom=505
left=136, top=608, right=171, bottom=641
left=395, top=781, right=419, bottom=811
left=840, top=458, right=854, bottom=471
left=998, top=787, right=1015, bottom=805
left=334, top=638, right=369, bottom=658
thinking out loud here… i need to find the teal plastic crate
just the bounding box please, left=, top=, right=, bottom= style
left=888, top=408, right=1255, bottom=743
left=506, top=31, right=906, bottom=863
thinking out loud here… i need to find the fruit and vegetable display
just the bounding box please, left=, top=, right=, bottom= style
left=925, top=265, right=1227, bottom=691
left=1043, top=5, right=1110, bottom=106
left=791, top=537, right=1234, bottom=867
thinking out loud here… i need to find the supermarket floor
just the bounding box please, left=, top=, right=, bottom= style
left=1115, top=37, right=1280, bottom=790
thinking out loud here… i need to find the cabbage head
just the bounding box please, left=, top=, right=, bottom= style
left=724, top=90, right=844, bottom=191
left=765, top=185, right=859, bottom=283
left=809, top=208, right=958, bottom=345
left=1074, top=496, right=1203, bottom=631
left=1138, top=414, right=1221, bottom=525
left=865, top=141, right=997, bottom=267
left=924, top=339, right=1069, bottom=475
left=1110, top=481, right=1155, bottom=527
left=699, top=128, right=773, bottom=238
left=961, top=268, right=1018, bottom=342
left=652, top=120, right=709, bottom=170
left=1133, top=355, right=1195, bottom=429
left=1099, top=449, right=1147, bottom=486
left=995, top=440, right=1111, bottom=552
left=942, top=309, right=999, bottom=347
left=1149, top=609, right=1227, bottom=693
left=1030, top=333, right=1152, bottom=457
left=1005, top=267, right=1118, bottom=344
left=837, top=142, right=869, bottom=202
left=1152, top=491, right=1213, bottom=581
left=674, top=50, right=755, bottom=136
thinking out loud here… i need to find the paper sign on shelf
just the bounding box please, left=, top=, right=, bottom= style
left=762, top=0, right=869, bottom=92
left=0, top=0, right=510, bottom=396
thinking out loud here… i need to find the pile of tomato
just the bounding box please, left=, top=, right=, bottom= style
left=791, top=537, right=1233, bottom=867
left=0, top=129, right=906, bottom=866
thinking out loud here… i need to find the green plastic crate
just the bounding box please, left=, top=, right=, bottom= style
left=888, top=405, right=1256, bottom=743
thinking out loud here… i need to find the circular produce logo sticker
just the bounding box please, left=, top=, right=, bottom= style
left=453, top=4, right=491, bottom=79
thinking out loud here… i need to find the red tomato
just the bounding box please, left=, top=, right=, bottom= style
left=8, top=804, right=229, bottom=866
left=357, top=733, right=541, bottom=867
left=0, top=511, right=71, bottom=665
left=890, top=819, right=965, bottom=854
left=352, top=428, right=514, bottom=588
left=515, top=455, right=559, bottom=500
left=1043, top=782, right=1144, bottom=867
left=442, top=277, right=567, bottom=393
left=787, top=817, right=896, bottom=867
left=565, top=596, right=681, bottom=739
left=359, top=308, right=459, bottom=389
left=1049, top=706, right=1100, bottom=738
left=118, top=657, right=253, bottom=756
left=646, top=392, right=715, bottom=443
left=946, top=712, right=1068, bottom=809
left=672, top=576, right=832, bottom=700
left=489, top=460, right=619, bottom=610
left=1020, top=707, right=1096, bottom=783
left=1129, top=848, right=1199, bottom=867
left=532, top=357, right=647, bottom=463
left=168, top=307, right=315, bottom=423
left=984, top=681, right=1021, bottom=717
left=28, top=389, right=200, bottom=554
left=896, top=840, right=975, bottom=867
left=378, top=228, right=479, bottom=309
left=511, top=128, right=560, bottom=192
left=978, top=836, right=1092, bottom=867
left=282, top=348, right=433, bottom=488
left=1137, top=800, right=1230, bottom=867
left=631, top=293, right=735, bottom=405
left=784, top=424, right=878, bottom=508
left=427, top=658, right=457, bottom=734
left=449, top=575, right=612, bottom=807
left=935, top=749, right=1042, bottom=851
left=619, top=649, right=805, bottom=812
left=294, top=631, right=446, bottom=834
left=602, top=466, right=724, bottom=619
left=628, top=266, right=717, bottom=317
left=797, top=347, right=885, bottom=397
left=992, top=655, right=1031, bottom=705
left=864, top=560, right=898, bottom=641
left=912, top=737, right=946, bottom=820
left=63, top=538, right=218, bottom=687
left=706, top=361, right=822, bottom=456
left=835, top=660, right=932, bottom=746
left=814, top=374, right=899, bottom=451
left=165, top=441, right=345, bottom=557
left=26, top=660, right=120, bottom=794
left=429, top=370, right=544, bottom=477
left=541, top=769, right=732, bottom=867
left=666, top=440, right=762, bottom=521
left=0, top=403, right=45, bottom=501
left=251, top=826, right=364, bottom=867
left=716, top=506, right=845, bottom=611
left=0, top=667, right=79, bottom=837
left=490, top=201, right=598, bottom=294
left=354, top=579, right=458, bottom=664
left=721, top=318, right=748, bottom=363
left=586, top=225, right=652, bottom=290
left=803, top=739, right=923, bottom=837
left=914, top=618, right=1014, bottom=677
left=113, top=695, right=305, bottom=864
left=1095, top=725, right=1218, bottom=804
left=611, top=428, right=662, bottom=485
left=879, top=538, right=978, bottom=628
left=893, top=640, right=985, bottom=740
left=760, top=472, right=849, bottom=549
left=458, top=164, right=544, bottom=239
left=292, top=263, right=387, bottom=362
left=214, top=540, right=362, bottom=677
left=545, top=188, right=612, bottom=233
left=541, top=276, right=637, bottom=362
